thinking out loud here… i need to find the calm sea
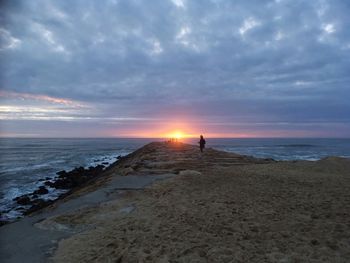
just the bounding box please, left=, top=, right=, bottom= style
left=1, top=138, right=350, bottom=221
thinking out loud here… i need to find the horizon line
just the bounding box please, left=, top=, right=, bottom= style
left=1, top=136, right=350, bottom=139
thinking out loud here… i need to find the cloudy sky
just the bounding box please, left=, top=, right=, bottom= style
left=0, top=0, right=349, bottom=137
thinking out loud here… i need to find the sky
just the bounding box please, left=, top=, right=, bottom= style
left=0, top=0, right=350, bottom=138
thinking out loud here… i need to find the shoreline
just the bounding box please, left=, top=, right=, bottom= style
left=0, top=153, right=131, bottom=226
left=1, top=140, right=349, bottom=225
left=1, top=142, right=350, bottom=262
left=1, top=137, right=349, bottom=222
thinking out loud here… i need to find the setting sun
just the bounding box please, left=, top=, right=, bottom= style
left=162, top=130, right=197, bottom=140
left=174, top=132, right=183, bottom=139
left=166, top=131, right=185, bottom=140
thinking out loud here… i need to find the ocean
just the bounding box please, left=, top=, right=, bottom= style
left=1, top=137, right=350, bottom=221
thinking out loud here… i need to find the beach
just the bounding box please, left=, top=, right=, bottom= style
left=1, top=141, right=350, bottom=262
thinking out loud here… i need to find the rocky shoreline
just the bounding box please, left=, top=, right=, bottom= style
left=1, top=142, right=350, bottom=262
left=0, top=155, right=124, bottom=226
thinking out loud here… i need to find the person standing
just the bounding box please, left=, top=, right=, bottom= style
left=199, top=135, right=206, bottom=152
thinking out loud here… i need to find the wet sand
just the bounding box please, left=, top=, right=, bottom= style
left=1, top=142, right=350, bottom=262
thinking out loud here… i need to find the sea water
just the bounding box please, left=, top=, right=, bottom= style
left=1, top=137, right=349, bottom=221
left=0, top=138, right=155, bottom=220
left=204, top=138, right=350, bottom=161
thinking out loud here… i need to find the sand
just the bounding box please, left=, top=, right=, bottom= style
left=2, top=142, right=350, bottom=262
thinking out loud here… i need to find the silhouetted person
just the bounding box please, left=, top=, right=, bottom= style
left=199, top=135, right=206, bottom=152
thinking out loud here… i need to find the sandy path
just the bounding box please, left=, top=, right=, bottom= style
left=49, top=142, right=350, bottom=262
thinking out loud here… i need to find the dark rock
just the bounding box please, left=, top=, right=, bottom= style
left=6, top=164, right=107, bottom=220
left=50, top=179, right=73, bottom=189
left=33, top=186, right=49, bottom=195
left=56, top=170, right=67, bottom=177
left=44, top=181, right=55, bottom=187
left=45, top=165, right=104, bottom=190
left=89, top=165, right=104, bottom=174
left=71, top=167, right=85, bottom=175
left=14, top=195, right=31, bottom=205
left=116, top=155, right=122, bottom=160
left=0, top=220, right=9, bottom=227
left=102, top=162, right=109, bottom=165
left=70, top=175, right=87, bottom=187
left=24, top=199, right=53, bottom=215
left=95, top=165, right=104, bottom=170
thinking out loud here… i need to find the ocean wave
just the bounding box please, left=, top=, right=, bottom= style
left=0, top=152, right=130, bottom=221
left=276, top=144, right=316, bottom=148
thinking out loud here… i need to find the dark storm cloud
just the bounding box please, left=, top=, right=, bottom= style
left=0, top=0, right=350, bottom=137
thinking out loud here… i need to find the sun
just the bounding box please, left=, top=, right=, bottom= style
left=174, top=132, right=183, bottom=139
left=166, top=131, right=185, bottom=140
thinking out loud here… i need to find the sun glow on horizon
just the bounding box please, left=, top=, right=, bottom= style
left=110, top=120, right=259, bottom=139
left=165, top=130, right=188, bottom=140
left=174, top=132, right=182, bottom=139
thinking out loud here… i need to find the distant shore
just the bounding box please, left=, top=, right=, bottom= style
left=1, top=142, right=350, bottom=262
